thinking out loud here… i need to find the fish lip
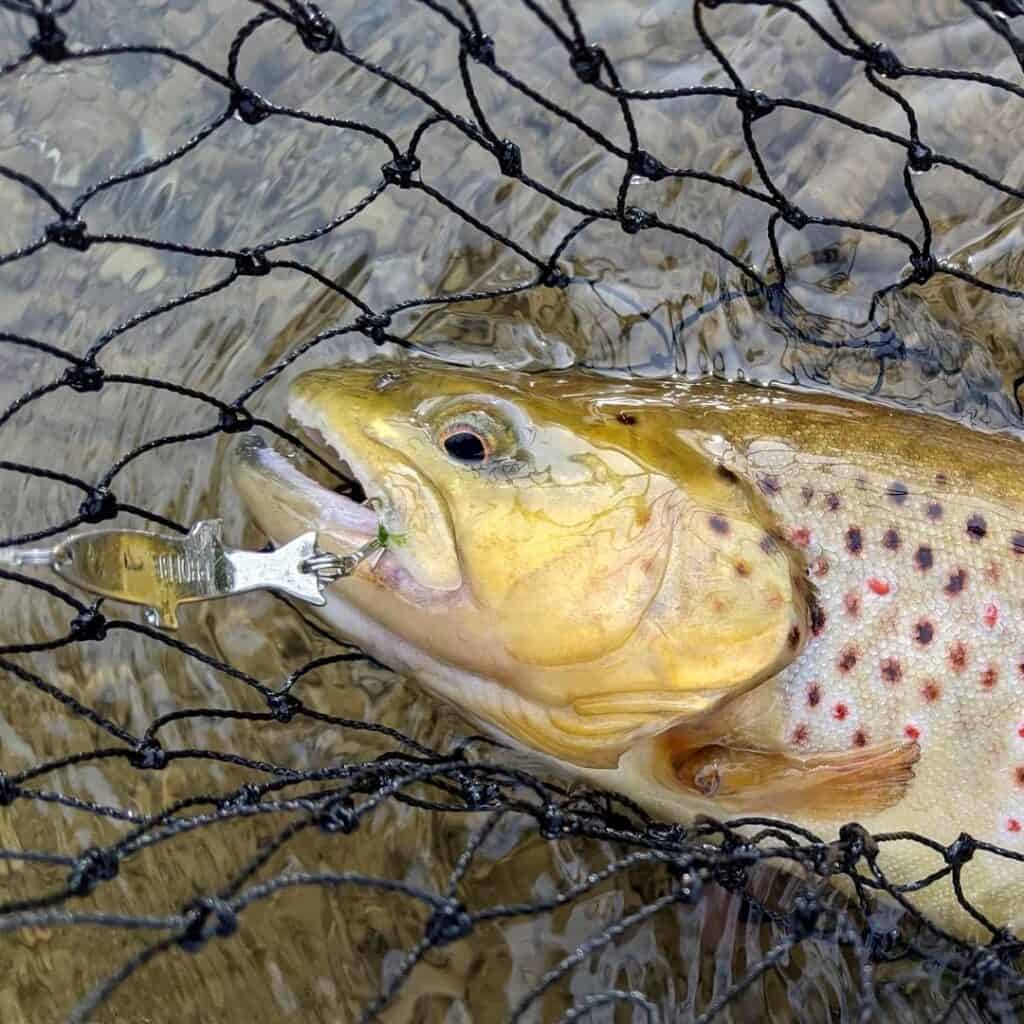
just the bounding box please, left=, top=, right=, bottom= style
left=230, top=432, right=380, bottom=540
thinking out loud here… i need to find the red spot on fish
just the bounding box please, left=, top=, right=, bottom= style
left=922, top=680, right=941, bottom=703
left=1015, top=766, right=1024, bottom=787
left=904, top=724, right=920, bottom=741
left=1018, top=722, right=1024, bottom=739
left=812, top=557, right=830, bottom=578
left=790, top=527, right=811, bottom=547
left=1009, top=818, right=1022, bottom=834
left=833, top=702, right=849, bottom=721
left=844, top=592, right=860, bottom=617
left=807, top=683, right=821, bottom=708
left=880, top=657, right=902, bottom=684
left=867, top=577, right=890, bottom=596
left=852, top=729, right=868, bottom=748
left=792, top=723, right=809, bottom=746
left=734, top=559, right=751, bottom=577
left=948, top=641, right=968, bottom=673
left=980, top=666, right=999, bottom=689
left=985, top=604, right=999, bottom=628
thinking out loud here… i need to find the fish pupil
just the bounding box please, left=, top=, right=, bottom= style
left=443, top=431, right=487, bottom=463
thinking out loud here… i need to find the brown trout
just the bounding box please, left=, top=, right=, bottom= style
left=231, top=361, right=1024, bottom=938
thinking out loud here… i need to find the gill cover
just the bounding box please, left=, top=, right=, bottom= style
left=283, top=363, right=812, bottom=766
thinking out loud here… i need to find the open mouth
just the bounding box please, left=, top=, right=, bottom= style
left=284, top=421, right=370, bottom=507
left=231, top=429, right=380, bottom=545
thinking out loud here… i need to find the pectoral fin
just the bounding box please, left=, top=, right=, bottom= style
left=667, top=741, right=920, bottom=818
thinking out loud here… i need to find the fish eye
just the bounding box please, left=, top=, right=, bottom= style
left=440, top=426, right=490, bottom=464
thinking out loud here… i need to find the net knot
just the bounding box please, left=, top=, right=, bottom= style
left=945, top=832, right=976, bottom=867
left=79, top=487, right=117, bottom=523
left=781, top=204, right=809, bottom=229
left=70, top=605, right=107, bottom=642
left=837, top=821, right=878, bottom=868
left=220, top=782, right=263, bottom=811
left=67, top=846, right=119, bottom=896
left=539, top=803, right=578, bottom=838
left=425, top=898, right=473, bottom=945
left=179, top=897, right=239, bottom=952
left=267, top=691, right=300, bottom=722
left=620, top=206, right=656, bottom=234
left=45, top=217, right=89, bottom=251
left=736, top=89, right=775, bottom=121
left=493, top=138, right=522, bottom=177
left=570, top=44, right=604, bottom=84
left=317, top=794, right=358, bottom=833
left=713, top=841, right=759, bottom=891
left=355, top=313, right=392, bottom=343
left=30, top=14, right=68, bottom=63
left=463, top=32, right=495, bottom=67
left=130, top=738, right=168, bottom=771
left=629, top=149, right=668, bottom=181
left=218, top=405, right=254, bottom=433
left=294, top=2, right=339, bottom=53
left=865, top=41, right=903, bottom=78
left=456, top=771, right=500, bottom=810
left=539, top=265, right=570, bottom=289
left=234, top=249, right=271, bottom=276
left=908, top=252, right=936, bottom=284
left=0, top=771, right=18, bottom=807
left=232, top=88, right=272, bottom=125
left=61, top=362, right=104, bottom=393
left=382, top=153, right=421, bottom=188
left=907, top=141, right=934, bottom=172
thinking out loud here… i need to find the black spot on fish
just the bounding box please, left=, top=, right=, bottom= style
left=1013, top=532, right=1024, bottom=556
left=825, top=492, right=841, bottom=512
left=801, top=484, right=814, bottom=505
left=837, top=646, right=858, bottom=672
left=882, top=528, right=900, bottom=551
left=887, top=481, right=909, bottom=505
left=926, top=502, right=943, bottom=521
left=810, top=601, right=826, bottom=636
left=807, top=683, right=821, bottom=708
left=787, top=625, right=801, bottom=650
left=914, top=545, right=933, bottom=571
left=945, top=568, right=967, bottom=596
left=760, top=534, right=777, bottom=554
left=966, top=514, right=987, bottom=540
left=758, top=475, right=781, bottom=497
left=880, top=657, right=902, bottom=684
left=914, top=620, right=934, bottom=645
left=845, top=526, right=863, bottom=555
left=617, top=411, right=637, bottom=425
left=708, top=514, right=730, bottom=536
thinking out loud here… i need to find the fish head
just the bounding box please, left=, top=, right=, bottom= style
left=232, top=363, right=811, bottom=766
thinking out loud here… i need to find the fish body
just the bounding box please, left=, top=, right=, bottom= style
left=232, top=362, right=1024, bottom=938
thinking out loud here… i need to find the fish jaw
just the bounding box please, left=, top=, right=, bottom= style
left=288, top=372, right=462, bottom=593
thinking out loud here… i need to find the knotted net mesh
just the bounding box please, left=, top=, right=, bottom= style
left=3, top=0, right=1024, bottom=1020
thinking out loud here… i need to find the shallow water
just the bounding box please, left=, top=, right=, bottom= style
left=2, top=0, right=1024, bottom=1021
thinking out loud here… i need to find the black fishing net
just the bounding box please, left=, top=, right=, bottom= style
left=3, top=0, right=1024, bottom=1020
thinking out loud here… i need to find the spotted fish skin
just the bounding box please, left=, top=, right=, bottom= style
left=233, top=362, right=1024, bottom=938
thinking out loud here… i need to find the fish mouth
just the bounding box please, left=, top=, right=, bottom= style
left=231, top=399, right=462, bottom=595
left=230, top=431, right=380, bottom=549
